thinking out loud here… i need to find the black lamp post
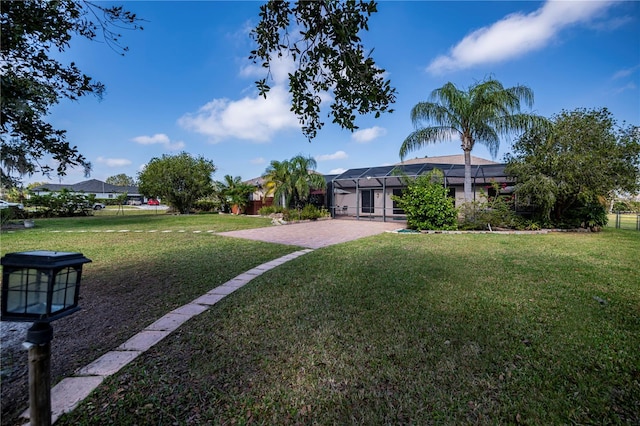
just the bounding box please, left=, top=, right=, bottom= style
left=1, top=251, right=91, bottom=426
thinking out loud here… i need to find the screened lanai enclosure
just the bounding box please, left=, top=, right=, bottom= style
left=327, top=163, right=513, bottom=222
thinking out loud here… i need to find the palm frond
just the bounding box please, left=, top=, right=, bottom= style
left=400, top=127, right=458, bottom=159
left=472, top=122, right=501, bottom=157
left=403, top=77, right=545, bottom=170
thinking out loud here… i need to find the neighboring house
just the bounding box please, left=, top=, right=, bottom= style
left=243, top=176, right=273, bottom=215
left=244, top=172, right=330, bottom=215
left=329, top=154, right=514, bottom=221
left=30, top=179, right=141, bottom=202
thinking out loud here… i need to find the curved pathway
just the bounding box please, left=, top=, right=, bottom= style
left=28, top=219, right=401, bottom=424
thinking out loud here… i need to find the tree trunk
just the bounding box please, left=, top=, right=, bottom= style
left=463, top=149, right=472, bottom=202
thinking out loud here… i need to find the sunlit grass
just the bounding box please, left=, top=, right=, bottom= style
left=1, top=214, right=299, bottom=425
left=56, top=229, right=640, bottom=425
left=3, top=212, right=271, bottom=233
left=607, top=213, right=639, bottom=230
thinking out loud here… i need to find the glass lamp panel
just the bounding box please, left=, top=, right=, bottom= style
left=51, top=267, right=78, bottom=312
left=25, top=270, right=49, bottom=314
left=6, top=269, right=29, bottom=313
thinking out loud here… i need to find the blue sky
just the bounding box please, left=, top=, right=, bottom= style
left=40, top=0, right=640, bottom=185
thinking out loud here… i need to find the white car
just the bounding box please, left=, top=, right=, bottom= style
left=0, top=199, right=24, bottom=210
left=93, top=203, right=106, bottom=210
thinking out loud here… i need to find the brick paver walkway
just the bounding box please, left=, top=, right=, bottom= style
left=24, top=219, right=404, bottom=424
left=217, top=218, right=403, bottom=248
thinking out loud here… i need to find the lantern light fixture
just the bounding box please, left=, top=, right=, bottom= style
left=1, top=251, right=92, bottom=324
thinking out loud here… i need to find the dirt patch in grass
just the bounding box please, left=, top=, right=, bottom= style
left=1, top=267, right=189, bottom=425
left=0, top=227, right=296, bottom=426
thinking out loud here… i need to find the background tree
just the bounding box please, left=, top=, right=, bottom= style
left=106, top=173, right=136, bottom=187
left=392, top=170, right=458, bottom=231
left=400, top=78, right=547, bottom=201
left=215, top=175, right=255, bottom=214
left=138, top=152, right=216, bottom=214
left=505, top=108, right=640, bottom=228
left=263, top=155, right=325, bottom=208
left=1, top=1, right=143, bottom=187
left=114, top=192, right=128, bottom=215
left=263, top=159, right=293, bottom=208
left=250, top=0, right=396, bottom=140
left=289, top=155, right=326, bottom=208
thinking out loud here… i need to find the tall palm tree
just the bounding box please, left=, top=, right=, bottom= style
left=216, top=175, right=254, bottom=213
left=400, top=78, right=547, bottom=201
left=289, top=155, right=326, bottom=207
left=263, top=155, right=326, bottom=208
left=263, top=159, right=292, bottom=207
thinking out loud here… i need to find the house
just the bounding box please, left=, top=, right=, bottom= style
left=243, top=176, right=273, bottom=215
left=244, top=155, right=513, bottom=220
left=328, top=154, right=514, bottom=221
left=243, top=172, right=330, bottom=215
left=30, top=179, right=141, bottom=203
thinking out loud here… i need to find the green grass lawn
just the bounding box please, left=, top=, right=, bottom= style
left=1, top=213, right=291, bottom=331
left=9, top=211, right=271, bottom=232
left=2, top=216, right=640, bottom=425
left=607, top=213, right=639, bottom=230
left=0, top=213, right=300, bottom=425
left=46, top=227, right=639, bottom=425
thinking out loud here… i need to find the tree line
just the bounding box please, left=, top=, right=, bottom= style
left=2, top=1, right=638, bottom=230
left=135, top=152, right=325, bottom=215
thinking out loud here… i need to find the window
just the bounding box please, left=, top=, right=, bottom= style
left=361, top=189, right=374, bottom=213
left=392, top=188, right=404, bottom=214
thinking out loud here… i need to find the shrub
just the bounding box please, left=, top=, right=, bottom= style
left=1, top=207, right=16, bottom=225
left=459, top=182, right=525, bottom=230
left=270, top=204, right=329, bottom=221
left=25, top=190, right=94, bottom=217
left=258, top=205, right=286, bottom=216
left=194, top=199, right=220, bottom=212
left=392, top=170, right=458, bottom=231
left=562, top=202, right=608, bottom=231
left=300, top=204, right=328, bottom=220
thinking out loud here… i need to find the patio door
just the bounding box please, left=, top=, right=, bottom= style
left=361, top=189, right=374, bottom=213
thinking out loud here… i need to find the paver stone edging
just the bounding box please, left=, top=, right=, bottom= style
left=20, top=249, right=313, bottom=425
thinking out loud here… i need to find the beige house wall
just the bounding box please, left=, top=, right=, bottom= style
left=333, top=184, right=493, bottom=218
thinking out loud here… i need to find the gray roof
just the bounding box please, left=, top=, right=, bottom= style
left=332, top=163, right=511, bottom=188
left=396, top=154, right=498, bottom=166
left=32, top=179, right=139, bottom=194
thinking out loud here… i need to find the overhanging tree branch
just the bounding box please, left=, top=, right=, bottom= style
left=249, top=0, right=396, bottom=140
left=1, top=0, right=143, bottom=187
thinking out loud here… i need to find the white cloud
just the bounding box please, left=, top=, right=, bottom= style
left=352, top=126, right=387, bottom=143
left=96, top=157, right=132, bottom=168
left=427, top=0, right=616, bottom=74
left=178, top=85, right=299, bottom=143
left=589, top=15, right=633, bottom=31
left=613, top=82, right=637, bottom=94
left=316, top=151, right=348, bottom=161
left=240, top=54, right=295, bottom=85
left=131, top=133, right=185, bottom=150
left=612, top=65, right=640, bottom=80
left=179, top=53, right=339, bottom=143
left=329, top=168, right=347, bottom=175
left=250, top=157, right=266, bottom=165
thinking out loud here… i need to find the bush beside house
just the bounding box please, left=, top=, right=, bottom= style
left=392, top=171, right=458, bottom=231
